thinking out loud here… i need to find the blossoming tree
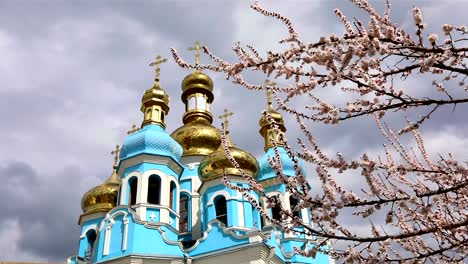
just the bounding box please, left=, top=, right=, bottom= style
left=171, top=0, right=468, bottom=262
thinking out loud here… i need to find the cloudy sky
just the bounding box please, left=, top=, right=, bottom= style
left=0, top=0, right=467, bottom=262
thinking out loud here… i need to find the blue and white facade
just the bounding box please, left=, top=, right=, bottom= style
left=68, top=69, right=333, bottom=264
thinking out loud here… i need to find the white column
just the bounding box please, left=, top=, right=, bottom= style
left=191, top=194, right=201, bottom=239
left=122, top=218, right=129, bottom=251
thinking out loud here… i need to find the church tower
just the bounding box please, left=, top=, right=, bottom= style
left=170, top=42, right=223, bottom=242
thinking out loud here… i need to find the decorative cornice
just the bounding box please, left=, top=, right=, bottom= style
left=259, top=177, right=283, bottom=188
left=119, top=154, right=183, bottom=176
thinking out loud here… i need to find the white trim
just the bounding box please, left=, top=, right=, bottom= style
left=283, top=192, right=292, bottom=212
left=120, top=171, right=143, bottom=206
left=207, top=190, right=232, bottom=206
left=79, top=224, right=98, bottom=239
left=122, top=218, right=129, bottom=251
left=103, top=220, right=114, bottom=256
left=237, top=200, right=245, bottom=227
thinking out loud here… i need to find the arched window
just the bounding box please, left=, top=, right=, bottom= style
left=85, top=229, right=97, bottom=260
left=129, top=177, right=138, bottom=206
left=214, top=196, right=228, bottom=226
left=289, top=196, right=301, bottom=218
left=147, top=175, right=161, bottom=204
left=259, top=201, right=265, bottom=228
left=169, top=181, right=177, bottom=210
left=179, top=193, right=190, bottom=232
left=270, top=195, right=282, bottom=222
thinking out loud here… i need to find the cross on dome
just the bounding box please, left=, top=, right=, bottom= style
left=187, top=41, right=202, bottom=66
left=127, top=124, right=140, bottom=135
left=111, top=145, right=120, bottom=168
left=264, top=79, right=277, bottom=110
left=149, top=55, right=168, bottom=84
left=218, top=109, right=234, bottom=131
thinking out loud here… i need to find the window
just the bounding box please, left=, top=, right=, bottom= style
left=129, top=177, right=138, bottom=206
left=214, top=196, right=228, bottom=225
left=147, top=175, right=161, bottom=204
left=270, top=196, right=282, bottom=221
left=289, top=196, right=301, bottom=218
left=179, top=193, right=190, bottom=232
left=197, top=95, right=206, bottom=110
left=169, top=181, right=177, bottom=210
left=85, top=230, right=97, bottom=260
left=188, top=96, right=196, bottom=110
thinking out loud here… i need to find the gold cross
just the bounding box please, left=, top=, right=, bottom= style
left=187, top=41, right=201, bottom=65
left=218, top=108, right=234, bottom=131
left=264, top=79, right=277, bottom=109
left=149, top=55, right=168, bottom=84
left=111, top=145, right=120, bottom=168
left=127, top=124, right=140, bottom=135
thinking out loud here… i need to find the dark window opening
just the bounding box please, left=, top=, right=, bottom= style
left=129, top=178, right=138, bottom=206
left=214, top=196, right=228, bottom=226
left=289, top=196, right=301, bottom=218
left=170, top=181, right=176, bottom=210
left=85, top=230, right=97, bottom=260
left=179, top=194, right=189, bottom=232
left=147, top=175, right=161, bottom=204
left=259, top=202, right=265, bottom=228
left=270, top=196, right=282, bottom=221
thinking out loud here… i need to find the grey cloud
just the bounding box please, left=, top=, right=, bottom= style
left=0, top=160, right=98, bottom=261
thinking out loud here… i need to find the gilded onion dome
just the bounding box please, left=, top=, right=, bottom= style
left=257, top=87, right=305, bottom=182
left=199, top=110, right=259, bottom=181
left=259, top=89, right=287, bottom=151
left=81, top=165, right=120, bottom=215
left=171, top=70, right=222, bottom=156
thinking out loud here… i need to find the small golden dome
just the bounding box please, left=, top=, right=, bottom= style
left=181, top=71, right=214, bottom=104
left=140, top=84, right=170, bottom=114
left=81, top=169, right=120, bottom=215
left=199, top=135, right=259, bottom=181
left=259, top=105, right=287, bottom=151
left=171, top=116, right=221, bottom=157
left=259, top=108, right=286, bottom=132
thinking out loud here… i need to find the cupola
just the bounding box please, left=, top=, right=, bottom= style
left=199, top=109, right=258, bottom=181
left=120, top=55, right=183, bottom=161
left=81, top=146, right=121, bottom=215
left=171, top=42, right=222, bottom=157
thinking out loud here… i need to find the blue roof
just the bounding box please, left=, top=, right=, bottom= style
left=120, top=124, right=183, bottom=161
left=257, top=146, right=304, bottom=181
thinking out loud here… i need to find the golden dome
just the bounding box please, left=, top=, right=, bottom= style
left=259, top=101, right=287, bottom=151
left=171, top=116, right=221, bottom=157
left=171, top=69, right=219, bottom=157
left=181, top=71, right=214, bottom=104
left=199, top=134, right=259, bottom=181
left=81, top=169, right=120, bottom=215
left=140, top=84, right=170, bottom=114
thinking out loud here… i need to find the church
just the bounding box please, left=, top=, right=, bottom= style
left=67, top=51, right=333, bottom=264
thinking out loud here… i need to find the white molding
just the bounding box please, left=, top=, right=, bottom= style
left=237, top=200, right=245, bottom=227
left=118, top=154, right=183, bottom=176
left=122, top=218, right=129, bottom=251
left=79, top=224, right=98, bottom=239
left=206, top=190, right=232, bottom=206
left=119, top=171, right=143, bottom=206
left=103, top=224, right=111, bottom=256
